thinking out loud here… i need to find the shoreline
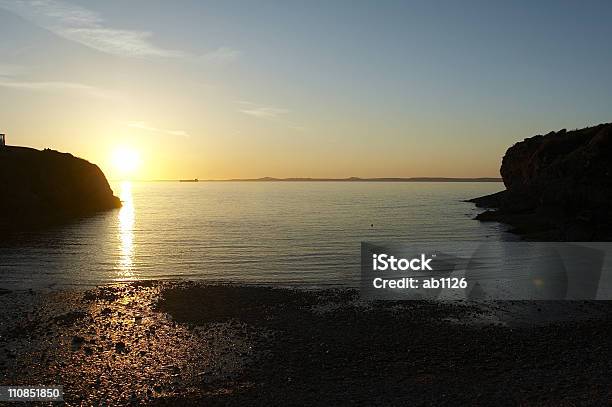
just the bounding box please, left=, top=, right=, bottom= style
left=2, top=281, right=612, bottom=405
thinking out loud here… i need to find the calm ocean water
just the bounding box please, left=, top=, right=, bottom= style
left=0, top=181, right=510, bottom=290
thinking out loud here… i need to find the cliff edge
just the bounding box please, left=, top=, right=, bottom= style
left=0, top=146, right=121, bottom=232
left=470, top=123, right=612, bottom=241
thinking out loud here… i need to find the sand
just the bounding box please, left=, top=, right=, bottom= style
left=1, top=281, right=612, bottom=405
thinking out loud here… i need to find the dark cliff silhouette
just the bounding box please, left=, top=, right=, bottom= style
left=470, top=123, right=612, bottom=240
left=0, top=146, right=121, bottom=232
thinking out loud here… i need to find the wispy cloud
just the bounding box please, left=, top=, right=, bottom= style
left=200, top=47, right=242, bottom=64
left=0, top=63, right=117, bottom=98
left=0, top=78, right=116, bottom=98
left=0, top=63, right=27, bottom=76
left=0, top=0, right=184, bottom=57
left=287, top=123, right=306, bottom=132
left=240, top=106, right=289, bottom=119
left=127, top=121, right=190, bottom=137
left=237, top=101, right=304, bottom=131
left=238, top=101, right=289, bottom=119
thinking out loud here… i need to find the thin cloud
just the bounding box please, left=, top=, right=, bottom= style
left=0, top=63, right=27, bottom=77
left=0, top=0, right=184, bottom=57
left=127, top=121, right=190, bottom=137
left=238, top=101, right=289, bottom=119
left=0, top=78, right=117, bottom=98
left=201, top=47, right=242, bottom=64
left=0, top=63, right=117, bottom=98
left=287, top=123, right=306, bottom=132
left=240, top=106, right=289, bottom=119
left=237, top=101, right=304, bottom=131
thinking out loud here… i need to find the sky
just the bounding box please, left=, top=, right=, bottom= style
left=1, top=0, right=611, bottom=180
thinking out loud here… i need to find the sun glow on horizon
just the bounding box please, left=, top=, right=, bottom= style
left=111, top=146, right=142, bottom=178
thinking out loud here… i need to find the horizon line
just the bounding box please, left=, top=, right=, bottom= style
left=111, top=176, right=503, bottom=183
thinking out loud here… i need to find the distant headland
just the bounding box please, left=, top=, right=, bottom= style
left=0, top=145, right=121, bottom=232
left=176, top=177, right=502, bottom=183
left=470, top=122, right=612, bottom=241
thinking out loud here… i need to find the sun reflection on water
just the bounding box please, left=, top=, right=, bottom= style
left=117, top=181, right=135, bottom=279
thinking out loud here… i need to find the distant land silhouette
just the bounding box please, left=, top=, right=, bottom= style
left=471, top=122, right=612, bottom=241
left=180, top=177, right=503, bottom=182
left=0, top=146, right=120, bottom=232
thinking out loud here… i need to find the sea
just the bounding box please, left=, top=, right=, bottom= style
left=0, top=181, right=510, bottom=290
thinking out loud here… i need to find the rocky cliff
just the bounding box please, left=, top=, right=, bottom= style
left=0, top=146, right=121, bottom=232
left=470, top=123, right=612, bottom=240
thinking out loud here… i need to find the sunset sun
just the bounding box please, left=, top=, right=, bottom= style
left=3, top=0, right=612, bottom=403
left=111, top=147, right=141, bottom=176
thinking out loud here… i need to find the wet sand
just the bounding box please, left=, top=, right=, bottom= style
left=1, top=281, right=612, bottom=405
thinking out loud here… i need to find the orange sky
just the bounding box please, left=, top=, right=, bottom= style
left=1, top=1, right=610, bottom=180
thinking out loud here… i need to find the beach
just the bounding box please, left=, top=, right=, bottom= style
left=2, top=282, right=612, bottom=405
left=3, top=1, right=612, bottom=404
